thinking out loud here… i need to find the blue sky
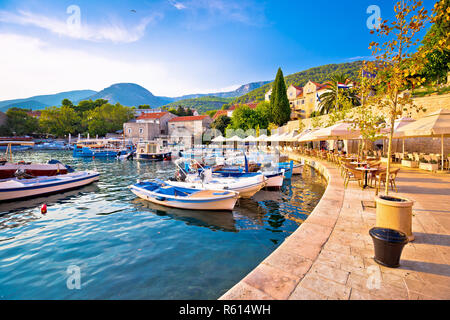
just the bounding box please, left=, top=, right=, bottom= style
left=0, top=0, right=435, bottom=100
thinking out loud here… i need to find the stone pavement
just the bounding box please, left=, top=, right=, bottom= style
left=220, top=155, right=450, bottom=300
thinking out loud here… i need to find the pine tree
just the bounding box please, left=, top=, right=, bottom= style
left=269, top=68, right=291, bottom=126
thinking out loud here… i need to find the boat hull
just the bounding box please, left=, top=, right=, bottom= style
left=264, top=172, right=284, bottom=188
left=292, top=165, right=302, bottom=175
left=166, top=179, right=265, bottom=199
left=137, top=152, right=172, bottom=161
left=0, top=172, right=100, bottom=201
left=130, top=187, right=237, bottom=211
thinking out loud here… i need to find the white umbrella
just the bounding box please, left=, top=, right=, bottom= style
left=212, top=136, right=226, bottom=142
left=267, top=133, right=280, bottom=142
left=226, top=135, right=244, bottom=142
left=396, top=109, right=450, bottom=170
left=243, top=135, right=256, bottom=142
left=312, top=121, right=361, bottom=140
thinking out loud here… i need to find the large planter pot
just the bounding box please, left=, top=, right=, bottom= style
left=419, top=162, right=438, bottom=171
left=375, top=195, right=415, bottom=241
left=369, top=227, right=408, bottom=268
left=401, top=159, right=418, bottom=168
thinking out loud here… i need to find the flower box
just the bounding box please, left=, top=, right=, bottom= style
left=419, top=162, right=438, bottom=171
left=402, top=159, right=418, bottom=168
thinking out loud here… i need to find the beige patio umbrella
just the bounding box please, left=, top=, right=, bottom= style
left=396, top=109, right=450, bottom=170
left=212, top=135, right=226, bottom=142
left=311, top=121, right=361, bottom=140
left=226, top=135, right=243, bottom=142
left=298, top=129, right=321, bottom=142
left=243, top=135, right=256, bottom=142
left=383, top=117, right=416, bottom=153
left=256, top=134, right=268, bottom=142
left=267, top=133, right=280, bottom=142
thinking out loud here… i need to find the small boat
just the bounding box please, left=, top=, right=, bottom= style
left=136, top=141, right=171, bottom=161
left=73, top=138, right=134, bottom=158
left=279, top=161, right=302, bottom=175
left=129, top=180, right=239, bottom=211
left=262, top=170, right=285, bottom=189
left=0, top=160, right=70, bottom=180
left=0, top=171, right=100, bottom=202
left=168, top=171, right=267, bottom=199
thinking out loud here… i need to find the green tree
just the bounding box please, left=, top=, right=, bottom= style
left=138, top=104, right=150, bottom=109
left=5, top=108, right=40, bottom=136
left=269, top=68, right=291, bottom=126
left=211, top=115, right=231, bottom=135
left=206, top=110, right=217, bottom=118
left=368, top=0, right=430, bottom=195
left=230, top=105, right=269, bottom=131
left=62, top=99, right=74, bottom=108
left=85, top=103, right=135, bottom=136
left=318, top=72, right=360, bottom=115
left=40, top=106, right=81, bottom=137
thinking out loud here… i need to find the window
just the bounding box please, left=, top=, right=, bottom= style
left=127, top=128, right=131, bottom=134
left=139, top=128, right=143, bottom=134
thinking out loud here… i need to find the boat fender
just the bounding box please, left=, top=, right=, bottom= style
left=155, top=196, right=166, bottom=201
left=41, top=204, right=47, bottom=214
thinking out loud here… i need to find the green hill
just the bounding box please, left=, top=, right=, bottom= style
left=163, top=96, right=234, bottom=114
left=234, top=61, right=363, bottom=104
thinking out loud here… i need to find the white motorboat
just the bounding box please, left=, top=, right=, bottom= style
left=167, top=171, right=266, bottom=199
left=262, top=170, right=285, bottom=189
left=129, top=180, right=239, bottom=211
left=0, top=171, right=100, bottom=201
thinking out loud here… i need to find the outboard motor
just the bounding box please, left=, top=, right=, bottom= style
left=14, top=169, right=35, bottom=180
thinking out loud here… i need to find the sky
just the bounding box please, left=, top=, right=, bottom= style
left=0, top=0, right=436, bottom=100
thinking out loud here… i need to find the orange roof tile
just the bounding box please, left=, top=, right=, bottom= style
left=169, top=115, right=210, bottom=122
left=137, top=112, right=169, bottom=120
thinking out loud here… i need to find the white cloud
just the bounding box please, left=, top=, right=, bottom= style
left=0, top=9, right=161, bottom=43
left=169, top=0, right=187, bottom=10
left=0, top=33, right=169, bottom=100
left=0, top=33, right=242, bottom=101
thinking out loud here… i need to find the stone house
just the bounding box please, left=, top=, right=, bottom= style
left=168, top=115, right=213, bottom=145
left=123, top=112, right=176, bottom=143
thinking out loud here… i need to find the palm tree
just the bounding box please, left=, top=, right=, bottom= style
left=318, top=72, right=360, bottom=115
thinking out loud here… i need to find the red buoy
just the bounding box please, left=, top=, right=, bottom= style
left=41, top=204, right=47, bottom=214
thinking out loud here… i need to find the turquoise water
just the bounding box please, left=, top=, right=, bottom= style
left=0, top=151, right=326, bottom=300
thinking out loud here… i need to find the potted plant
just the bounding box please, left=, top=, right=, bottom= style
left=402, top=155, right=419, bottom=168
left=366, top=0, right=433, bottom=243
left=381, top=153, right=389, bottom=163
left=369, top=227, right=409, bottom=268
left=419, top=158, right=439, bottom=171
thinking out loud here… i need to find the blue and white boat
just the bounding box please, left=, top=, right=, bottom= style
left=73, top=138, right=134, bottom=158
left=0, top=171, right=100, bottom=201
left=129, top=180, right=239, bottom=211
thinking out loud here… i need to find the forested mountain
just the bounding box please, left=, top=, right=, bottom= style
left=233, top=61, right=363, bottom=104
left=163, top=96, right=234, bottom=114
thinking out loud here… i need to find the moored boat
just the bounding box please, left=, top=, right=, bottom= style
left=129, top=180, right=239, bottom=211
left=136, top=141, right=171, bottom=161
left=0, top=171, right=100, bottom=201
left=0, top=161, right=70, bottom=180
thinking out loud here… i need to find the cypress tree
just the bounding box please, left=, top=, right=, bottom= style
left=269, top=68, right=291, bottom=126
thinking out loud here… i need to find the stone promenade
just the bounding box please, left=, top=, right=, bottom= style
left=220, top=155, right=450, bottom=300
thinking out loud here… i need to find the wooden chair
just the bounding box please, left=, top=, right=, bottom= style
left=343, top=165, right=364, bottom=189
left=374, top=168, right=400, bottom=195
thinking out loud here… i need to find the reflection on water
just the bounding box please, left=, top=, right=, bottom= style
left=0, top=151, right=326, bottom=299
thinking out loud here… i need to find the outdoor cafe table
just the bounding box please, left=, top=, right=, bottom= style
left=355, top=167, right=378, bottom=188
left=350, top=161, right=367, bottom=167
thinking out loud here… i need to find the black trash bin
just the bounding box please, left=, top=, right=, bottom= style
left=369, top=227, right=408, bottom=268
